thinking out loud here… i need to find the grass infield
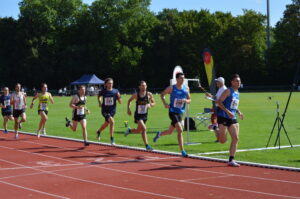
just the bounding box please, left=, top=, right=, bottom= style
left=1, top=92, right=300, bottom=168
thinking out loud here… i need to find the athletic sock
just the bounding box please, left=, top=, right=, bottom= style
left=229, top=156, right=234, bottom=162
left=145, top=144, right=149, bottom=148
left=110, top=137, right=114, bottom=142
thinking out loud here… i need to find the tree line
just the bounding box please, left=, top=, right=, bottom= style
left=0, top=0, right=299, bottom=89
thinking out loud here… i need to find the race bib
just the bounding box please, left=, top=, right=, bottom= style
left=104, top=97, right=114, bottom=106
left=40, top=103, right=47, bottom=110
left=173, top=98, right=184, bottom=109
left=230, top=98, right=239, bottom=110
left=4, top=100, right=10, bottom=106
left=77, top=108, right=85, bottom=115
left=138, top=105, right=147, bottom=114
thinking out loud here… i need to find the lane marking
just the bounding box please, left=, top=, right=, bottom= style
left=195, top=145, right=300, bottom=155
left=0, top=142, right=300, bottom=199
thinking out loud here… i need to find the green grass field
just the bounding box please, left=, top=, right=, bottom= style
left=2, top=92, right=300, bottom=168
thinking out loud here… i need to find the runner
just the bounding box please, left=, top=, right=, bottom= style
left=96, top=78, right=122, bottom=145
left=10, top=83, right=27, bottom=139
left=153, top=72, right=191, bottom=157
left=65, top=85, right=90, bottom=146
left=125, top=81, right=155, bottom=150
left=0, top=87, right=13, bottom=133
left=217, top=74, right=244, bottom=167
left=30, top=83, right=54, bottom=138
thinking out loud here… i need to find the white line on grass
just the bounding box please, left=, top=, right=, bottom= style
left=196, top=145, right=300, bottom=155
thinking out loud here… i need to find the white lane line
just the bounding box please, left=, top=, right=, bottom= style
left=0, top=180, right=69, bottom=199
left=22, top=139, right=300, bottom=185
left=181, top=175, right=235, bottom=182
left=2, top=141, right=300, bottom=199
left=0, top=163, right=83, bottom=171
left=196, top=145, right=300, bottom=155
left=0, top=146, right=183, bottom=199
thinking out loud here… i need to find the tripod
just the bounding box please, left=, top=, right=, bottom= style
left=266, top=62, right=299, bottom=149
left=266, top=101, right=292, bottom=148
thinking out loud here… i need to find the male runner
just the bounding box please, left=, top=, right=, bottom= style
left=11, top=83, right=27, bottom=139
left=0, top=87, right=13, bottom=133
left=125, top=81, right=155, bottom=150
left=153, top=72, right=191, bottom=157
left=96, top=78, right=122, bottom=145
left=65, top=85, right=90, bottom=146
left=217, top=74, right=244, bottom=167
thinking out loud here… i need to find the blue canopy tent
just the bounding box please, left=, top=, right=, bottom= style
left=70, top=74, right=104, bottom=95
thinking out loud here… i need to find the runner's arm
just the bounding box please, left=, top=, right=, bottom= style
left=127, top=94, right=136, bottom=116
left=49, top=93, right=54, bottom=104
left=184, top=88, right=191, bottom=104
left=160, top=86, right=172, bottom=109
left=69, top=96, right=79, bottom=109
left=117, top=92, right=122, bottom=104
left=148, top=92, right=155, bottom=107
left=30, top=93, right=39, bottom=108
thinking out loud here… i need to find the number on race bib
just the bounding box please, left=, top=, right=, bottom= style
left=4, top=100, right=10, bottom=106
left=40, top=103, right=47, bottom=110
left=174, top=98, right=184, bottom=109
left=138, top=105, right=147, bottom=114
left=230, top=99, right=239, bottom=110
left=77, top=108, right=85, bottom=115
left=104, top=97, right=114, bottom=106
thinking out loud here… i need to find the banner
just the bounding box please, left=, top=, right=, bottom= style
left=202, top=48, right=216, bottom=95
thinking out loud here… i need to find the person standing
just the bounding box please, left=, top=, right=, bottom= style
left=11, top=83, right=27, bottom=139
left=30, top=83, right=54, bottom=138
left=205, top=77, right=227, bottom=141
left=96, top=78, right=122, bottom=145
left=65, top=85, right=90, bottom=146
left=217, top=74, right=244, bottom=167
left=153, top=72, right=191, bottom=157
left=125, top=81, right=155, bottom=150
left=0, top=87, right=13, bottom=133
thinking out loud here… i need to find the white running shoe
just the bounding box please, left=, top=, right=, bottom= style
left=37, top=131, right=40, bottom=138
left=42, top=130, right=46, bottom=135
left=228, top=160, right=240, bottom=167
left=15, top=133, right=19, bottom=139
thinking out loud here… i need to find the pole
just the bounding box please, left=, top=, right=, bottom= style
left=267, top=0, right=271, bottom=49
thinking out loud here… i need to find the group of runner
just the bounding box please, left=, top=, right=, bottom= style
left=1, top=73, right=243, bottom=167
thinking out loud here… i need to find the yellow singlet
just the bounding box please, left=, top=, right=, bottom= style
left=38, top=92, right=50, bottom=111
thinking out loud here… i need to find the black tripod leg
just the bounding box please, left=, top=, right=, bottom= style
left=274, top=117, right=281, bottom=148
left=267, top=117, right=278, bottom=147
left=280, top=121, right=293, bottom=147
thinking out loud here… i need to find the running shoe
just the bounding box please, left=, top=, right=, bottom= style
left=4, top=129, right=8, bottom=134
left=146, top=145, right=153, bottom=151
left=124, top=128, right=131, bottom=137
left=111, top=137, right=115, bottom=145
left=228, top=160, right=240, bottom=167
left=65, top=117, right=71, bottom=127
left=181, top=150, right=188, bottom=157
left=42, top=129, right=46, bottom=135
left=15, top=133, right=19, bottom=139
left=96, top=130, right=101, bottom=141
left=37, top=131, right=40, bottom=138
left=153, top=131, right=161, bottom=143
left=84, top=141, right=90, bottom=146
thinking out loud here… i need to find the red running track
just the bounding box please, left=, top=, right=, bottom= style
left=0, top=132, right=300, bottom=199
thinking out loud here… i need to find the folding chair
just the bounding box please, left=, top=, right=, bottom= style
left=193, top=108, right=213, bottom=129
